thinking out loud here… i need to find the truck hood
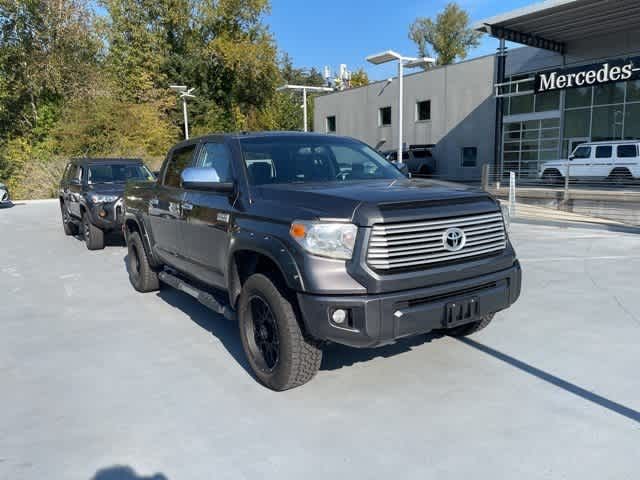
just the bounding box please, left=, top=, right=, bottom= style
left=254, top=179, right=491, bottom=224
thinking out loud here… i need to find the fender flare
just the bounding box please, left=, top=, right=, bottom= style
left=123, top=213, right=159, bottom=267
left=227, top=230, right=304, bottom=305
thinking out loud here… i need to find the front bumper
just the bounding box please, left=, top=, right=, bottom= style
left=297, top=261, right=521, bottom=348
left=87, top=198, right=124, bottom=231
left=0, top=187, right=10, bottom=204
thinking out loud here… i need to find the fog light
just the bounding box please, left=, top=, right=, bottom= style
left=332, top=309, right=347, bottom=325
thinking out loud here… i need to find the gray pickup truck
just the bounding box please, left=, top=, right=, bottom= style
left=123, top=132, right=521, bottom=391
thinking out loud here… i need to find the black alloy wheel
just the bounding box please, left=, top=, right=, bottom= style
left=247, top=295, right=280, bottom=371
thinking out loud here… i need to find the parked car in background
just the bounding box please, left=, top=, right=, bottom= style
left=123, top=132, right=521, bottom=391
left=0, top=182, right=10, bottom=205
left=59, top=158, right=155, bottom=250
left=539, top=140, right=640, bottom=183
left=384, top=144, right=436, bottom=176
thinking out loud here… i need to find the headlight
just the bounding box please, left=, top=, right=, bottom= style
left=289, top=221, right=358, bottom=260
left=89, top=193, right=118, bottom=203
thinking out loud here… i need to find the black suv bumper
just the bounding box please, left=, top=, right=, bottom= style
left=87, top=199, right=125, bottom=231
left=297, top=261, right=521, bottom=348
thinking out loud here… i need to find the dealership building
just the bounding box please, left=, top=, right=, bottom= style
left=313, top=0, right=640, bottom=180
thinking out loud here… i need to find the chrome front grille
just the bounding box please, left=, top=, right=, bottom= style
left=367, top=212, right=506, bottom=270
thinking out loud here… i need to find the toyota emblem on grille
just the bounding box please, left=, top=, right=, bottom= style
left=442, top=227, right=466, bottom=252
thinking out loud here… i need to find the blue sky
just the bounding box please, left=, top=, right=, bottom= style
left=267, top=0, right=535, bottom=80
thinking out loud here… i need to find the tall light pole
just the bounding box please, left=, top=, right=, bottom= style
left=366, top=51, right=434, bottom=163
left=276, top=84, right=334, bottom=132
left=170, top=85, right=196, bottom=140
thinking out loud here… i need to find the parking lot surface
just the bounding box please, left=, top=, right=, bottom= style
left=1, top=200, right=639, bottom=480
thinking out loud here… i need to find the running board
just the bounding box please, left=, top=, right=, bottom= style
left=158, top=271, right=235, bottom=321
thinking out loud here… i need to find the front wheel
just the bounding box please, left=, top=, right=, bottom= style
left=238, top=274, right=322, bottom=391
left=126, top=231, right=159, bottom=292
left=82, top=213, right=105, bottom=250
left=446, top=314, right=494, bottom=337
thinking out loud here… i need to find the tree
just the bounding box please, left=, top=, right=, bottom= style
left=409, top=2, right=480, bottom=66
left=350, top=68, right=369, bottom=88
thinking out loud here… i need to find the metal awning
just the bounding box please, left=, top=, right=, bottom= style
left=474, top=0, right=640, bottom=52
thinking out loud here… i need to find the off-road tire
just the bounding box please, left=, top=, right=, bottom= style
left=446, top=314, right=494, bottom=337
left=126, top=231, right=159, bottom=292
left=60, top=201, right=78, bottom=236
left=238, top=273, right=322, bottom=391
left=82, top=213, right=104, bottom=250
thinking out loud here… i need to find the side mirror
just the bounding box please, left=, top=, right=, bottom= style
left=568, top=154, right=576, bottom=161
left=181, top=167, right=234, bottom=193
left=391, top=161, right=410, bottom=176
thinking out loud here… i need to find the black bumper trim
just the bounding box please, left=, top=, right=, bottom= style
left=297, top=261, right=521, bottom=348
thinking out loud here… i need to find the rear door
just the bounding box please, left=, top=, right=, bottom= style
left=180, top=139, right=236, bottom=288
left=149, top=144, right=196, bottom=263
left=591, top=145, right=613, bottom=178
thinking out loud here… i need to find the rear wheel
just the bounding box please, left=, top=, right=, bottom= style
left=445, top=314, right=494, bottom=337
left=608, top=168, right=633, bottom=183
left=60, top=201, right=78, bottom=236
left=238, top=273, right=322, bottom=391
left=82, top=212, right=104, bottom=250
left=126, top=231, right=159, bottom=292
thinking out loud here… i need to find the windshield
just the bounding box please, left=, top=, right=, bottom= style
left=88, top=164, right=154, bottom=184
left=239, top=136, right=405, bottom=185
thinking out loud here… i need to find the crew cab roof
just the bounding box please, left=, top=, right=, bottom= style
left=169, top=131, right=358, bottom=150
left=70, top=157, right=144, bottom=165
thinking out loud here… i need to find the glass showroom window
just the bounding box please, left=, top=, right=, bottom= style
left=379, top=106, right=392, bottom=126
left=326, top=116, right=336, bottom=133
left=502, top=75, right=560, bottom=116
left=416, top=100, right=431, bottom=121
left=503, top=118, right=560, bottom=178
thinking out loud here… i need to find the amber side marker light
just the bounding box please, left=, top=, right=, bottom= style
left=290, top=223, right=306, bottom=239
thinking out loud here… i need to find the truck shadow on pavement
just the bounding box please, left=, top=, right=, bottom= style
left=156, top=284, right=446, bottom=376
left=156, top=287, right=253, bottom=376
left=458, top=338, right=640, bottom=425
left=90, top=465, right=167, bottom=480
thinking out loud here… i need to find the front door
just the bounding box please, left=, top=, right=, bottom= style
left=68, top=165, right=84, bottom=218
left=180, top=140, right=236, bottom=289
left=568, top=144, right=593, bottom=178
left=148, top=144, right=196, bottom=264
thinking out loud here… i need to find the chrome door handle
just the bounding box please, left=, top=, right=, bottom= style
left=182, top=202, right=193, bottom=211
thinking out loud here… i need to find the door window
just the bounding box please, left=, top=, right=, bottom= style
left=164, top=145, right=196, bottom=188
left=572, top=146, right=591, bottom=159
left=617, top=144, right=638, bottom=158
left=595, top=146, right=612, bottom=158
left=196, top=143, right=233, bottom=182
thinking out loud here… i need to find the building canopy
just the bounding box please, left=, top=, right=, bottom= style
left=474, top=0, right=640, bottom=53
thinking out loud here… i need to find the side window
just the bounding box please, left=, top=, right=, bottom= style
left=63, top=164, right=72, bottom=182
left=461, top=147, right=478, bottom=167
left=77, top=166, right=84, bottom=183
left=164, top=145, right=196, bottom=188
left=66, top=165, right=78, bottom=183
left=573, top=146, right=591, bottom=159
left=196, top=143, right=233, bottom=182
left=617, top=144, right=638, bottom=158
left=595, top=146, right=612, bottom=158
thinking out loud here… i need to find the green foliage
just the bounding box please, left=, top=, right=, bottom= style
left=409, top=2, right=481, bottom=66
left=0, top=0, right=331, bottom=198
left=350, top=68, right=369, bottom=88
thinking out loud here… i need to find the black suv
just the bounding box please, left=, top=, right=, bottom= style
left=59, top=158, right=154, bottom=249
left=124, top=132, right=521, bottom=391
left=384, top=144, right=436, bottom=176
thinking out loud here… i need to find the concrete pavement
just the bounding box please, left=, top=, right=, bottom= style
left=1, top=200, right=638, bottom=480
